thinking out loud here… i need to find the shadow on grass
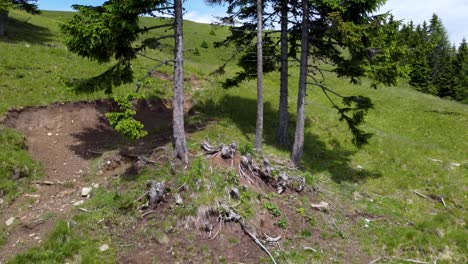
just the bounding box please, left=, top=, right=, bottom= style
left=0, top=17, right=53, bottom=44
left=193, top=94, right=381, bottom=183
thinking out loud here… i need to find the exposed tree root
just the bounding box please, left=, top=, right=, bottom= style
left=201, top=139, right=306, bottom=194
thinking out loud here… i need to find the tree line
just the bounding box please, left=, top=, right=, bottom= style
left=397, top=14, right=468, bottom=103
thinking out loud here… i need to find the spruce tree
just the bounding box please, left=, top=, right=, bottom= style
left=61, top=0, right=189, bottom=164
left=0, top=0, right=39, bottom=36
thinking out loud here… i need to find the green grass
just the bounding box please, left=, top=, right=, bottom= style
left=0, top=9, right=467, bottom=263
left=0, top=126, right=42, bottom=203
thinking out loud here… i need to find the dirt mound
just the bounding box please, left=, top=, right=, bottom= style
left=0, top=99, right=175, bottom=261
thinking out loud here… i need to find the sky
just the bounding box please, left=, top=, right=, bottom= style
left=38, top=0, right=467, bottom=45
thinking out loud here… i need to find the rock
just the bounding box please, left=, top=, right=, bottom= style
left=220, top=145, right=231, bottom=159
left=157, top=233, right=169, bottom=244
left=0, top=198, right=3, bottom=205
left=81, top=187, right=92, bottom=197
left=230, top=187, right=240, bottom=200
left=73, top=200, right=84, bottom=206
left=47, top=132, right=53, bottom=137
left=356, top=165, right=363, bottom=170
left=25, top=194, right=40, bottom=198
left=353, top=191, right=363, bottom=200
left=175, top=194, right=183, bottom=205
left=364, top=218, right=371, bottom=228
left=448, top=162, right=461, bottom=170
left=11, top=168, right=22, bottom=180
left=311, top=202, right=329, bottom=212
left=99, top=244, right=110, bottom=252
left=92, top=183, right=100, bottom=189
left=5, top=217, right=15, bottom=226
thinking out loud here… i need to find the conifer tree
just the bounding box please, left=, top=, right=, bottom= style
left=61, top=0, right=189, bottom=164
left=0, top=0, right=39, bottom=36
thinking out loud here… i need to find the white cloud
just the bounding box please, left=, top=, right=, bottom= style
left=184, top=11, right=218, bottom=24
left=379, top=0, right=468, bottom=44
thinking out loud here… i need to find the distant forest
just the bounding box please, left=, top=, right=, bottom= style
left=396, top=14, right=467, bottom=103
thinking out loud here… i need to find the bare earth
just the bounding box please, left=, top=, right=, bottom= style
left=1, top=99, right=372, bottom=263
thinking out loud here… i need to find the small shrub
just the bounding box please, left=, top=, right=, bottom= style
left=238, top=142, right=253, bottom=155
left=200, top=40, right=209, bottom=49
left=300, top=229, right=312, bottom=238
left=278, top=217, right=288, bottom=229
left=106, top=94, right=148, bottom=140
left=209, top=29, right=216, bottom=36
left=263, top=202, right=281, bottom=217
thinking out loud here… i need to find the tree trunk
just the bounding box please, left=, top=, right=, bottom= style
left=173, top=0, right=188, bottom=164
left=0, top=12, right=8, bottom=37
left=291, top=0, right=309, bottom=166
left=254, top=0, right=264, bottom=151
left=277, top=0, right=289, bottom=146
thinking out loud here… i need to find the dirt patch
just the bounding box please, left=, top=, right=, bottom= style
left=152, top=71, right=203, bottom=90
left=0, top=99, right=178, bottom=261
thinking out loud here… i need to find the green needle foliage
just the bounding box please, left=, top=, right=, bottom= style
left=106, top=94, right=148, bottom=140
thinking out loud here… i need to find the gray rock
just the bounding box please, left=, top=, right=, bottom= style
left=230, top=187, right=240, bottom=200
left=5, top=217, right=15, bottom=226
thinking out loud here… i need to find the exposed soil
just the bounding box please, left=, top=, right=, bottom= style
left=0, top=99, right=175, bottom=262
left=0, top=99, right=372, bottom=263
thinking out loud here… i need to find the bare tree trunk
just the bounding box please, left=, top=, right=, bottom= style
left=254, top=0, right=264, bottom=151
left=0, top=12, right=8, bottom=37
left=173, top=0, right=188, bottom=164
left=277, top=0, right=289, bottom=146
left=291, top=0, right=309, bottom=166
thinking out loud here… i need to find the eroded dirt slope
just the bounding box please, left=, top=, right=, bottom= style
left=0, top=100, right=173, bottom=261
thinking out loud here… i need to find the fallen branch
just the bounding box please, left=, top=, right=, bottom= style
left=264, top=233, right=282, bottom=243
left=240, top=220, right=278, bottom=264
left=401, top=259, right=429, bottom=264
left=33, top=180, right=55, bottom=185
left=303, top=246, right=317, bottom=253
left=413, top=190, right=428, bottom=199
left=141, top=210, right=156, bottom=218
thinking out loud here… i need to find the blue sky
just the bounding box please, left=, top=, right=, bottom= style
left=38, top=0, right=466, bottom=45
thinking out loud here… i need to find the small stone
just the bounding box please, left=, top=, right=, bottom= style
left=0, top=198, right=4, bottom=205
left=311, top=202, right=329, bottom=212
left=157, top=234, right=169, bottom=244
left=99, top=244, right=110, bottom=252
left=364, top=218, right=371, bottom=228
left=29, top=233, right=36, bottom=237
left=33, top=236, right=40, bottom=240
left=230, top=187, right=240, bottom=200
left=25, top=194, right=40, bottom=198
left=356, top=165, right=363, bottom=170
left=47, top=132, right=53, bottom=137
left=449, top=162, right=461, bottom=170
left=5, top=217, right=15, bottom=226
left=353, top=191, right=363, bottom=200
left=175, top=194, right=183, bottom=205
left=81, top=187, right=92, bottom=197
left=92, top=183, right=100, bottom=189
left=73, top=200, right=84, bottom=206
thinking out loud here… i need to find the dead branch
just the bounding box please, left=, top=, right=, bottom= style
left=264, top=233, right=282, bottom=243
left=401, top=259, right=429, bottom=264
left=413, top=190, right=428, bottom=199
left=240, top=219, right=278, bottom=264
left=141, top=210, right=156, bottom=218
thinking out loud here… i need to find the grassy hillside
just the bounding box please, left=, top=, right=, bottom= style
left=1, top=10, right=467, bottom=263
